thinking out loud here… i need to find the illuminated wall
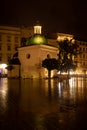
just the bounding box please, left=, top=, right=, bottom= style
left=18, top=45, right=58, bottom=78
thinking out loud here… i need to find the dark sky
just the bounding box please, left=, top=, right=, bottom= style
left=0, top=0, right=87, bottom=40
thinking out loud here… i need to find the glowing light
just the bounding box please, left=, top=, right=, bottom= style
left=58, top=82, right=62, bottom=98
left=0, top=64, right=7, bottom=74
left=1, top=64, right=7, bottom=69
left=70, top=70, right=74, bottom=75
left=45, top=69, right=48, bottom=77
left=34, top=25, right=42, bottom=34
left=0, top=78, right=8, bottom=109
left=69, top=78, right=74, bottom=87
left=57, top=33, right=73, bottom=41
left=51, top=71, right=54, bottom=78
left=33, top=36, right=44, bottom=43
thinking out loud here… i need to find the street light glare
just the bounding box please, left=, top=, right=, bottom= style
left=1, top=64, right=7, bottom=69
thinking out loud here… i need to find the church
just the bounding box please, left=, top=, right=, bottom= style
left=18, top=23, right=58, bottom=79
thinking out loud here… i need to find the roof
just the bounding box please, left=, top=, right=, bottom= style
left=26, top=34, right=48, bottom=45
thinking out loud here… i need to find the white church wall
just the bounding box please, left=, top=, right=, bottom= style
left=18, top=45, right=58, bottom=79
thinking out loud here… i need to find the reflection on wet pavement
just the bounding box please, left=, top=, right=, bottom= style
left=0, top=77, right=87, bottom=129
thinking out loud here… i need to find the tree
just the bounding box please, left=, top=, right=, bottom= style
left=42, top=58, right=58, bottom=79
left=6, top=51, right=21, bottom=78
left=21, top=37, right=27, bottom=47
left=57, top=38, right=80, bottom=74
left=5, top=65, right=14, bottom=71
left=5, top=65, right=14, bottom=77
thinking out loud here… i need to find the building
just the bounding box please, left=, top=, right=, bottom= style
left=18, top=23, right=58, bottom=79
left=0, top=24, right=87, bottom=78
left=0, top=25, right=33, bottom=76
left=75, top=39, right=87, bottom=74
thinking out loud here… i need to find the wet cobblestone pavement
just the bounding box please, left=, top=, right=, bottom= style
left=0, top=78, right=87, bottom=130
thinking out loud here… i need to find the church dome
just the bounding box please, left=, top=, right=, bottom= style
left=26, top=34, right=48, bottom=45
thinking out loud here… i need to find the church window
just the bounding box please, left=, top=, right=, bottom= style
left=47, top=54, right=50, bottom=58
left=26, top=54, right=30, bottom=59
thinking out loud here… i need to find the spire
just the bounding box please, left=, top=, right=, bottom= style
left=34, top=21, right=42, bottom=35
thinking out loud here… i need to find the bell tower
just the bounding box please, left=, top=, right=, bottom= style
left=34, top=21, right=42, bottom=35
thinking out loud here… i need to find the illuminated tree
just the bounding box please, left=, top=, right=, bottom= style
left=6, top=51, right=21, bottom=78
left=57, top=39, right=80, bottom=74
left=42, top=58, right=58, bottom=79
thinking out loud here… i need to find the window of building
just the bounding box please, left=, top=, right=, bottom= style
left=83, top=62, right=85, bottom=66
left=26, top=54, right=30, bottom=59
left=0, top=44, right=2, bottom=50
left=7, top=53, right=11, bottom=62
left=15, top=44, right=18, bottom=51
left=47, top=54, right=50, bottom=58
left=83, top=48, right=85, bottom=51
left=15, top=46, right=17, bottom=51
left=79, top=47, right=82, bottom=52
left=0, top=35, right=2, bottom=41
left=83, top=54, right=85, bottom=58
left=7, top=44, right=11, bottom=51
left=74, top=55, right=77, bottom=58
left=80, top=62, right=82, bottom=66
left=7, top=36, right=11, bottom=42
left=7, top=56, right=11, bottom=62
left=80, top=54, right=82, bottom=58
left=15, top=37, right=19, bottom=43
left=0, top=54, right=2, bottom=61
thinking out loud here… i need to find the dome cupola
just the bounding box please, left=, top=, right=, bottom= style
left=26, top=22, right=48, bottom=45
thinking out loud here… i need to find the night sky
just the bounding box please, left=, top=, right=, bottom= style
left=0, top=0, right=87, bottom=40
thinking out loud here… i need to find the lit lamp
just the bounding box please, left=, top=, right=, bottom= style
left=1, top=64, right=7, bottom=74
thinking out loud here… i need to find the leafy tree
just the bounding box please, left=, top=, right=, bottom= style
left=21, top=37, right=27, bottom=47
left=57, top=38, right=80, bottom=74
left=5, top=65, right=14, bottom=77
left=42, top=58, right=58, bottom=79
left=6, top=51, right=21, bottom=77
left=9, top=51, right=21, bottom=65
left=5, top=65, right=14, bottom=71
